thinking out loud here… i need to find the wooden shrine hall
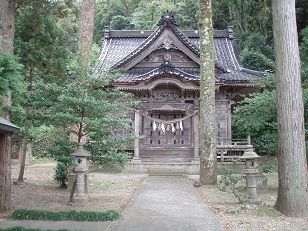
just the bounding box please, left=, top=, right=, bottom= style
left=97, top=12, right=265, bottom=173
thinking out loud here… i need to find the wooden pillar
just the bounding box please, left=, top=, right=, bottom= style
left=0, top=134, right=11, bottom=213
left=193, top=112, right=200, bottom=159
left=227, top=101, right=232, bottom=141
left=133, top=110, right=140, bottom=160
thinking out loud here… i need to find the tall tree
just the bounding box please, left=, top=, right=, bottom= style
left=0, top=0, right=16, bottom=213
left=198, top=0, right=217, bottom=185
left=272, top=0, right=308, bottom=217
left=14, top=0, right=74, bottom=183
left=78, top=0, right=96, bottom=62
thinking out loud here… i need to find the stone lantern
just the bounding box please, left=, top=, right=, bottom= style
left=70, top=144, right=91, bottom=206
left=240, top=146, right=261, bottom=205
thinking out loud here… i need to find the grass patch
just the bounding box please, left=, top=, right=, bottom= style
left=0, top=227, right=68, bottom=231
left=31, top=157, right=53, bottom=164
left=10, top=209, right=120, bottom=221
left=255, top=205, right=281, bottom=218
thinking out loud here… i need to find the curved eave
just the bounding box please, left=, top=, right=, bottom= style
left=112, top=76, right=200, bottom=91
left=220, top=82, right=263, bottom=88
left=129, top=66, right=200, bottom=82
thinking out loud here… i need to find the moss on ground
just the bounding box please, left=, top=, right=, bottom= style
left=10, top=209, right=120, bottom=221
left=255, top=205, right=281, bottom=218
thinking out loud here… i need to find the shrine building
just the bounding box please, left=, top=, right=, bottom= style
left=97, top=12, right=265, bottom=173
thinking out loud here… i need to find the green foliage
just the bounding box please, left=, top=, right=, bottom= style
left=0, top=52, right=25, bottom=114
left=48, top=139, right=75, bottom=160
left=233, top=75, right=308, bottom=156
left=240, top=49, right=274, bottom=71
left=48, top=138, right=75, bottom=187
left=261, top=165, right=274, bottom=174
left=232, top=88, right=277, bottom=155
left=131, top=1, right=176, bottom=29
left=218, top=167, right=247, bottom=203
left=175, top=0, right=198, bottom=29
left=214, top=0, right=272, bottom=37
left=0, top=52, right=23, bottom=96
left=32, top=53, right=137, bottom=168
left=54, top=156, right=74, bottom=188
left=31, top=126, right=61, bottom=158
left=10, top=209, right=120, bottom=221
left=110, top=15, right=135, bottom=30
left=300, top=26, right=308, bottom=85
left=15, top=1, right=73, bottom=82
left=237, top=33, right=274, bottom=71
left=11, top=0, right=78, bottom=152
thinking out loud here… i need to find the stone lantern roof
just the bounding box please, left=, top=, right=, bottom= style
left=71, top=145, right=91, bottom=157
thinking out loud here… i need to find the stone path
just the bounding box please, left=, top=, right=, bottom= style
left=111, top=176, right=224, bottom=231
left=0, top=176, right=223, bottom=231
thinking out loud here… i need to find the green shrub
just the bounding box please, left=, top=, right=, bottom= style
left=218, top=167, right=247, bottom=203
left=261, top=165, right=274, bottom=174
left=0, top=227, right=68, bottom=231
left=54, top=156, right=75, bottom=188
left=232, top=89, right=278, bottom=155
left=48, top=139, right=75, bottom=188
left=240, top=49, right=274, bottom=71
left=10, top=209, right=120, bottom=222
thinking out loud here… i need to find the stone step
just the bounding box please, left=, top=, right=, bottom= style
left=139, top=148, right=194, bottom=157
left=140, top=158, right=193, bottom=163
left=125, top=159, right=200, bottom=175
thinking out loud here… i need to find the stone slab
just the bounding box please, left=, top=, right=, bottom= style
left=112, top=176, right=224, bottom=231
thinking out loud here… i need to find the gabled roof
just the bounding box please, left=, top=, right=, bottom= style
left=97, top=12, right=266, bottom=85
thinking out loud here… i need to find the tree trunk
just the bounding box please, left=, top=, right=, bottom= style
left=272, top=0, right=308, bottom=217
left=198, top=0, right=217, bottom=185
left=0, top=0, right=15, bottom=53
left=0, top=0, right=9, bottom=50
left=16, top=135, right=28, bottom=183
left=0, top=0, right=15, bottom=213
left=0, top=134, right=11, bottom=213
left=78, top=0, right=96, bottom=62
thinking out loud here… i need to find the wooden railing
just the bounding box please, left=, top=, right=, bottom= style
left=216, top=136, right=252, bottom=162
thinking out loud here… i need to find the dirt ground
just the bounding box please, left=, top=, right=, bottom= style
left=10, top=160, right=145, bottom=212
left=7, top=159, right=308, bottom=231
left=196, top=173, right=308, bottom=231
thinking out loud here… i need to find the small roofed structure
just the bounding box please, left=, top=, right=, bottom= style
left=0, top=117, right=19, bottom=134
left=0, top=117, right=19, bottom=213
left=97, top=12, right=265, bottom=174
left=0, top=117, right=19, bottom=212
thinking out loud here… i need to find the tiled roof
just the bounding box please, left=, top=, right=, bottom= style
left=115, top=65, right=200, bottom=83
left=97, top=13, right=265, bottom=84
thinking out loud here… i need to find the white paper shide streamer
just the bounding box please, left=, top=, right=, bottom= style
left=161, top=123, right=165, bottom=133
left=180, top=121, right=183, bottom=131
left=153, top=121, right=157, bottom=131
left=134, top=110, right=197, bottom=133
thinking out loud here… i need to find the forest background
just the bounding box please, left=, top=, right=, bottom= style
left=1, top=0, right=308, bottom=177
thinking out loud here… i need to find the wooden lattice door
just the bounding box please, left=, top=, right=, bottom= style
left=141, top=112, right=192, bottom=149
